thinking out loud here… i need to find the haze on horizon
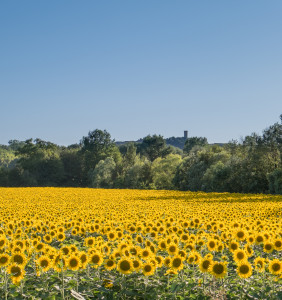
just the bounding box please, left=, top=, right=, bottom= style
left=1, top=1, right=281, bottom=146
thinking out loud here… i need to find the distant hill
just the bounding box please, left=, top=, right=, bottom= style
left=116, top=136, right=187, bottom=149
left=116, top=137, right=226, bottom=150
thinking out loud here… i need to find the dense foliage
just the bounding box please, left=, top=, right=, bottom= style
left=0, top=188, right=281, bottom=299
left=0, top=116, right=281, bottom=194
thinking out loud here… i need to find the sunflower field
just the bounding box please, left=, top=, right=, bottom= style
left=0, top=188, right=282, bottom=299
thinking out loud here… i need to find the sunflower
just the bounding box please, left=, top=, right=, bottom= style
left=129, top=246, right=138, bottom=256
left=167, top=243, right=178, bottom=256
left=34, top=242, right=45, bottom=253
left=170, top=255, right=184, bottom=271
left=60, top=246, right=70, bottom=257
left=69, top=245, right=78, bottom=253
left=273, top=239, right=282, bottom=251
left=85, top=237, right=95, bottom=248
left=142, top=262, right=156, bottom=276
left=268, top=259, right=282, bottom=276
left=199, top=257, right=212, bottom=273
left=132, top=258, right=142, bottom=271
left=233, top=249, right=247, bottom=263
left=67, top=255, right=81, bottom=271
left=263, top=242, right=274, bottom=254
left=136, top=235, right=143, bottom=244
left=78, top=251, right=88, bottom=269
left=107, top=231, right=116, bottom=241
left=43, top=234, right=52, bottom=244
left=140, top=248, right=152, bottom=260
left=11, top=253, right=27, bottom=266
left=247, top=236, right=255, bottom=244
left=217, top=242, right=224, bottom=252
left=234, top=229, right=247, bottom=241
left=165, top=269, right=178, bottom=275
left=89, top=252, right=103, bottom=268
left=158, top=239, right=167, bottom=251
left=104, top=258, right=116, bottom=271
left=244, top=244, right=254, bottom=256
left=181, top=233, right=189, bottom=243
left=185, top=243, right=194, bottom=252
left=103, top=278, right=113, bottom=289
left=187, top=252, right=197, bottom=265
left=209, top=261, right=227, bottom=279
left=188, top=251, right=201, bottom=265
left=0, top=253, right=10, bottom=267
left=7, top=263, right=25, bottom=284
left=37, top=255, right=53, bottom=272
left=117, top=257, right=133, bottom=275
left=53, top=253, right=66, bottom=272
left=155, top=256, right=164, bottom=267
left=164, top=257, right=171, bottom=268
left=237, top=261, right=252, bottom=278
left=254, top=257, right=265, bottom=272
left=207, top=239, right=217, bottom=252
left=15, top=240, right=25, bottom=250
left=11, top=246, right=23, bottom=254
left=229, top=240, right=239, bottom=253
left=57, top=233, right=66, bottom=242
left=254, top=234, right=264, bottom=245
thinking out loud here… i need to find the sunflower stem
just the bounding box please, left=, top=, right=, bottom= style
left=4, top=269, right=8, bottom=300
left=61, top=267, right=65, bottom=300
left=76, top=270, right=79, bottom=292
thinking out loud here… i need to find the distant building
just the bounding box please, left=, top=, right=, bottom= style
left=184, top=130, right=188, bottom=139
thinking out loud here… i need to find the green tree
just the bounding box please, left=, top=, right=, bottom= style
left=183, top=137, right=208, bottom=154
left=80, top=129, right=121, bottom=184
left=88, top=157, right=116, bottom=188
left=268, top=169, right=282, bottom=194
left=60, top=148, right=83, bottom=186
left=16, top=139, right=64, bottom=186
left=0, top=148, right=17, bottom=168
left=138, top=135, right=172, bottom=162
left=174, top=146, right=229, bottom=191
left=152, top=154, right=182, bottom=189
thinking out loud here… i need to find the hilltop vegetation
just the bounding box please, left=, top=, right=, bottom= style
left=0, top=115, right=281, bottom=194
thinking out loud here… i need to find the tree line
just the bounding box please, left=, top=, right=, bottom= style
left=0, top=115, right=281, bottom=194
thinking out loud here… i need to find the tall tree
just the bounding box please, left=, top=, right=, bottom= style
left=139, top=135, right=171, bottom=162
left=80, top=129, right=121, bottom=184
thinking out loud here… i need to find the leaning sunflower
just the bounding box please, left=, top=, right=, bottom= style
left=7, top=263, right=25, bottom=284
left=254, top=256, right=265, bottom=273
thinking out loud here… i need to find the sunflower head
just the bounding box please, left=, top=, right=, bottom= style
left=237, top=261, right=252, bottom=278
left=117, top=257, right=133, bottom=275
left=209, top=261, right=227, bottom=279
left=142, top=262, right=155, bottom=276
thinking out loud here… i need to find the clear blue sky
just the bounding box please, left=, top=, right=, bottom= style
left=1, top=1, right=281, bottom=145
